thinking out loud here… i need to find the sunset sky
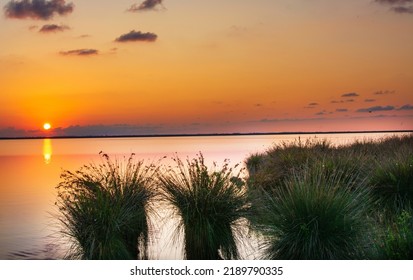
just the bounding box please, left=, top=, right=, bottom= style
left=1, top=0, right=412, bottom=137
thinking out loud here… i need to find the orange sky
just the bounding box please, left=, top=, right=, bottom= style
left=0, top=0, right=412, bottom=137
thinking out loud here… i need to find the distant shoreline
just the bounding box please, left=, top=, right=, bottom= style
left=0, top=130, right=411, bottom=141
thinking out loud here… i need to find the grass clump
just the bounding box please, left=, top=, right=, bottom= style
left=56, top=152, right=157, bottom=260
left=371, top=151, right=413, bottom=210
left=251, top=163, right=374, bottom=259
left=158, top=153, right=249, bottom=260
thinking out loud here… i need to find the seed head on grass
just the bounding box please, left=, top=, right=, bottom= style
left=56, top=152, right=157, bottom=259
left=158, top=153, right=250, bottom=260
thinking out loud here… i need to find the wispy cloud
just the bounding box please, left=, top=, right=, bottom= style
left=39, top=24, right=69, bottom=33
left=127, top=0, right=164, bottom=12
left=364, top=99, right=376, bottom=102
left=357, top=105, right=395, bottom=113
left=375, top=0, right=413, bottom=5
left=375, top=0, right=413, bottom=14
left=59, top=49, right=98, bottom=56
left=304, top=102, right=319, bottom=109
left=258, top=117, right=325, bottom=123
left=4, top=0, right=74, bottom=20
left=398, top=104, right=413, bottom=110
left=336, top=108, right=348, bottom=112
left=391, top=6, right=413, bottom=13
left=54, top=124, right=163, bottom=137
left=0, top=127, right=27, bottom=138
left=115, top=30, right=157, bottom=42
left=341, top=92, right=359, bottom=98
left=374, top=90, right=395, bottom=95
left=28, top=24, right=38, bottom=31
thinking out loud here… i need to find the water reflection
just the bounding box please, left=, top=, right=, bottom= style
left=43, top=139, right=52, bottom=164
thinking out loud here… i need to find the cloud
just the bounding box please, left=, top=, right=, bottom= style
left=346, top=99, right=355, bottom=103
left=0, top=127, right=27, bottom=138
left=4, top=0, right=74, bottom=20
left=375, top=1, right=413, bottom=14
left=304, top=102, right=319, bottom=109
left=59, top=49, right=98, bottom=56
left=39, top=23, right=69, bottom=33
left=336, top=108, right=348, bottom=112
left=398, top=104, right=413, bottom=110
left=357, top=105, right=395, bottom=113
left=128, top=0, right=164, bottom=12
left=364, top=99, right=376, bottom=102
left=341, top=92, right=359, bottom=98
left=115, top=30, right=157, bottom=43
left=374, top=90, right=395, bottom=95
left=55, top=124, right=163, bottom=137
left=375, top=0, right=413, bottom=4
left=391, top=6, right=413, bottom=13
left=258, top=117, right=325, bottom=123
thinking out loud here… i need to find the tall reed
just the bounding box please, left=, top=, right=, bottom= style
left=56, top=152, right=157, bottom=259
left=158, top=154, right=249, bottom=260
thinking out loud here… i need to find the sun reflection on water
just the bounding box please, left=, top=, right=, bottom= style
left=43, top=139, right=52, bottom=164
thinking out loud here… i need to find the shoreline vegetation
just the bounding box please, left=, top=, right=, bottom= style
left=56, top=133, right=413, bottom=260
left=1, top=129, right=412, bottom=140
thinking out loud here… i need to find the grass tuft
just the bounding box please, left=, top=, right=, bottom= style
left=158, top=153, right=250, bottom=260
left=251, top=163, right=375, bottom=259
left=56, top=152, right=157, bottom=259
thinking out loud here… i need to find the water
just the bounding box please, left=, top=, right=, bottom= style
left=0, top=132, right=406, bottom=259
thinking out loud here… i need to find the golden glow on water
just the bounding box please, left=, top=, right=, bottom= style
left=42, top=139, right=52, bottom=164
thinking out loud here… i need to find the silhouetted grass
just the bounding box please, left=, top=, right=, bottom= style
left=158, top=154, right=249, bottom=260
left=56, top=152, right=157, bottom=259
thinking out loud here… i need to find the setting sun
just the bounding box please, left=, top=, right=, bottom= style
left=43, top=123, right=51, bottom=130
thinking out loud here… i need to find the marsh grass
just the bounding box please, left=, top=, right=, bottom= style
left=246, top=133, right=413, bottom=259
left=158, top=154, right=250, bottom=260
left=245, top=138, right=335, bottom=190
left=56, top=152, right=157, bottom=259
left=250, top=163, right=374, bottom=259
left=371, top=151, right=413, bottom=210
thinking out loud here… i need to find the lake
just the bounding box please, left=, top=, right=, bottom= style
left=0, top=132, right=406, bottom=259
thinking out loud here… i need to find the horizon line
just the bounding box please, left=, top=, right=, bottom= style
left=0, top=129, right=412, bottom=141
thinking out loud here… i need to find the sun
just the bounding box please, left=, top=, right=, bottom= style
left=43, top=123, right=51, bottom=130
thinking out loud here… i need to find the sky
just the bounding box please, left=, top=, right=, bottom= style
left=0, top=0, right=412, bottom=137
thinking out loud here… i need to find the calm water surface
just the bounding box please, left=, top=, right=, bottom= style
left=0, top=133, right=405, bottom=259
